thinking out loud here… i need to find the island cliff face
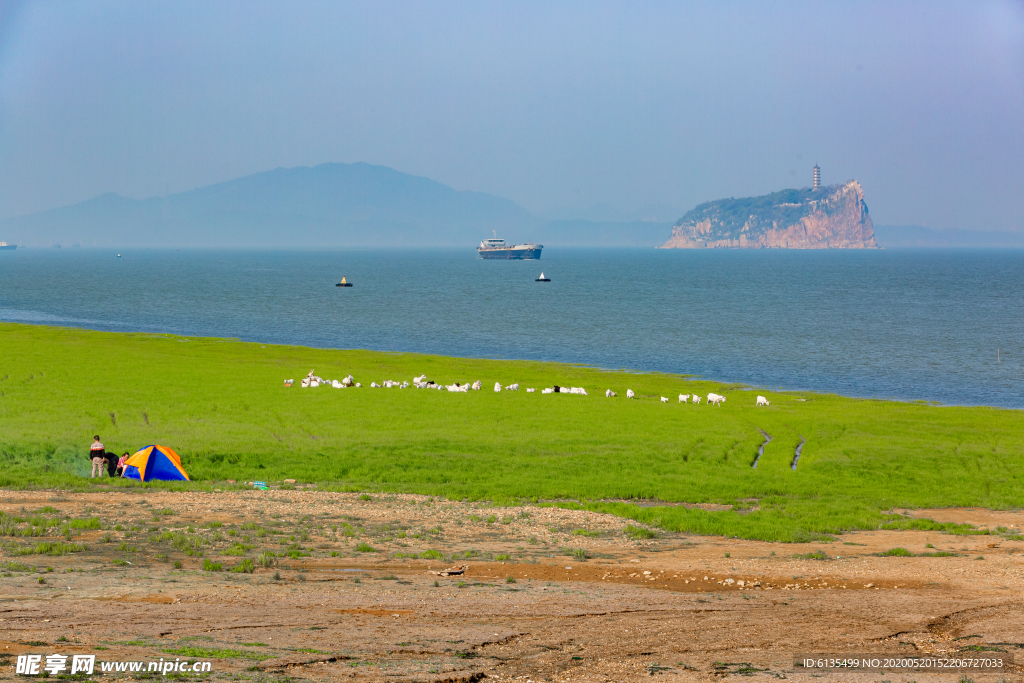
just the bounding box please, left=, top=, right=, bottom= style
left=661, top=181, right=878, bottom=249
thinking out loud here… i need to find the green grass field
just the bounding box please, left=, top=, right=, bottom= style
left=2, top=322, right=1022, bottom=541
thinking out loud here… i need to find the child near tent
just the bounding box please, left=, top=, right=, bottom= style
left=116, top=452, right=129, bottom=477
left=89, top=435, right=106, bottom=478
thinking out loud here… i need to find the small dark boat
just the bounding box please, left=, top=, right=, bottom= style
left=335, top=276, right=353, bottom=287
left=535, top=272, right=550, bottom=282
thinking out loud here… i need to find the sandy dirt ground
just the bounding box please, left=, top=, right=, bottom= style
left=1, top=489, right=1023, bottom=682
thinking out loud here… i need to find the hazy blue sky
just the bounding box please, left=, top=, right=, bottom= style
left=0, top=1, right=1021, bottom=230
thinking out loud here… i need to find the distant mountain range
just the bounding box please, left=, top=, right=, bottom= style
left=2, top=163, right=1020, bottom=249
left=0, top=162, right=672, bottom=249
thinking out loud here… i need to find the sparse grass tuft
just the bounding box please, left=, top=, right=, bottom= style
left=162, top=647, right=270, bottom=660
left=30, top=541, right=87, bottom=556
left=793, top=550, right=829, bottom=560
left=624, top=525, right=657, bottom=540
left=563, top=547, right=589, bottom=561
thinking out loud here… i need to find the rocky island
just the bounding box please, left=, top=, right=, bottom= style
left=661, top=180, right=878, bottom=249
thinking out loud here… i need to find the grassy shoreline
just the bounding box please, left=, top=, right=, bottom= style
left=1, top=322, right=1022, bottom=541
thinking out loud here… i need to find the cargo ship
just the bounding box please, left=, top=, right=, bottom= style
left=477, top=235, right=542, bottom=260
left=0, top=241, right=15, bottom=250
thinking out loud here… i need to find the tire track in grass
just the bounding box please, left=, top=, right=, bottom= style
left=752, top=430, right=772, bottom=469
left=791, top=437, right=805, bottom=470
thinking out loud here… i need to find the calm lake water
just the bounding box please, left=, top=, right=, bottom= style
left=1, top=248, right=1022, bottom=408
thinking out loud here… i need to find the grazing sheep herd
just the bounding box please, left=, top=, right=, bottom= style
left=285, top=369, right=775, bottom=406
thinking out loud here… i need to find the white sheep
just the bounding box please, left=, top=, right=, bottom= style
left=707, top=393, right=726, bottom=406
left=370, top=382, right=380, bottom=388
left=605, top=389, right=616, bottom=397
left=626, top=389, right=635, bottom=399
left=692, top=394, right=702, bottom=404
left=332, top=380, right=343, bottom=389
left=542, top=388, right=554, bottom=394
left=756, top=395, right=770, bottom=406
left=660, top=397, right=669, bottom=403
left=494, top=382, right=502, bottom=392
left=507, top=383, right=519, bottom=391
left=471, top=380, right=482, bottom=390
left=413, top=374, right=426, bottom=384
left=679, top=394, right=689, bottom=403
left=526, top=388, right=536, bottom=393
left=355, top=383, right=361, bottom=387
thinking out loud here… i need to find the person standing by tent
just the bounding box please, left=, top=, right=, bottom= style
left=89, top=435, right=106, bottom=478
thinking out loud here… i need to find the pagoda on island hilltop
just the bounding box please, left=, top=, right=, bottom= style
left=813, top=164, right=821, bottom=190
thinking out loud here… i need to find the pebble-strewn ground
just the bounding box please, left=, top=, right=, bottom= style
left=1, top=490, right=1022, bottom=682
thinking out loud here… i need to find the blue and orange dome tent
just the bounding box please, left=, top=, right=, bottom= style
left=121, top=445, right=191, bottom=482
